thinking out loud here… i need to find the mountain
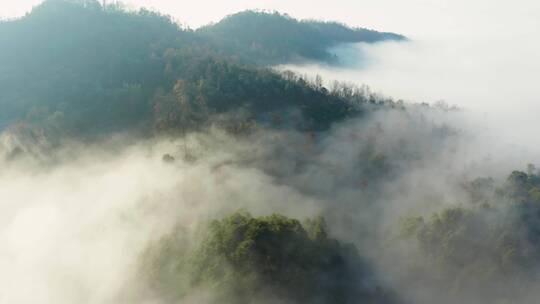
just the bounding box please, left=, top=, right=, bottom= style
left=0, top=0, right=402, bottom=144
left=198, top=10, right=406, bottom=64
left=0, top=0, right=188, bottom=134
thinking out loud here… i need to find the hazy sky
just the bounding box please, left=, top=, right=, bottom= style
left=2, top=0, right=538, bottom=36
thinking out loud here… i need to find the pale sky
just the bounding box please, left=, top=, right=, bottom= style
left=2, top=0, right=538, bottom=38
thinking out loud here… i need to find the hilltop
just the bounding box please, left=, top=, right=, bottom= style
left=0, top=0, right=403, bottom=147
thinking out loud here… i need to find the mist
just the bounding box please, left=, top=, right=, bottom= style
left=278, top=1, right=540, bottom=149
left=1, top=106, right=536, bottom=303
left=0, top=132, right=326, bottom=303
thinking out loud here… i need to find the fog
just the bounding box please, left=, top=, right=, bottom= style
left=280, top=13, right=540, bottom=148
left=1, top=106, right=536, bottom=303
left=0, top=132, right=325, bottom=303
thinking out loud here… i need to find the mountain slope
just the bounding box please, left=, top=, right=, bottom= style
left=198, top=10, right=406, bottom=64
left=0, top=0, right=401, bottom=143
left=0, top=0, right=188, bottom=134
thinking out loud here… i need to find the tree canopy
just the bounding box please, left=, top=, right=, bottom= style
left=400, top=168, right=540, bottom=302
left=198, top=10, right=405, bottom=65
left=140, top=211, right=395, bottom=304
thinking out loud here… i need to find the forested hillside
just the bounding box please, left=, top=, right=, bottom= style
left=139, top=211, right=396, bottom=304
left=0, top=0, right=184, bottom=135
left=398, top=168, right=540, bottom=303
left=0, top=0, right=402, bottom=144
left=197, top=10, right=405, bottom=64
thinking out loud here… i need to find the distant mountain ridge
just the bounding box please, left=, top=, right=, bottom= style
left=198, top=10, right=406, bottom=64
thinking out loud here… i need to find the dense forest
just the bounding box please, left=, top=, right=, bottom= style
left=0, top=0, right=402, bottom=145
left=197, top=10, right=405, bottom=64
left=1, top=1, right=538, bottom=304
left=139, top=211, right=396, bottom=304
left=397, top=168, right=540, bottom=303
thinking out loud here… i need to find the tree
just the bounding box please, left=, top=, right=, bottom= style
left=140, top=211, right=395, bottom=304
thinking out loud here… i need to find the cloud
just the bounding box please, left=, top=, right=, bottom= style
left=280, top=29, right=540, bottom=152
